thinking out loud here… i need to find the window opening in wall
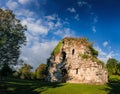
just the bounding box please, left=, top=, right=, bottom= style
left=76, top=68, right=78, bottom=74
left=62, top=41, right=64, bottom=44
left=72, top=49, right=75, bottom=55
left=62, top=51, right=66, bottom=61
left=96, top=72, right=99, bottom=76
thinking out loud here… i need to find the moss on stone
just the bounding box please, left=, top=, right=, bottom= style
left=80, top=53, right=89, bottom=59
left=86, top=42, right=98, bottom=57
left=52, top=40, right=63, bottom=56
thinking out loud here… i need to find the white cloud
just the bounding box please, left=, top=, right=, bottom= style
left=54, top=28, right=75, bottom=38
left=103, top=41, right=108, bottom=47
left=20, top=40, right=58, bottom=68
left=74, top=14, right=80, bottom=21
left=15, top=9, right=34, bottom=17
left=21, top=18, right=49, bottom=35
left=45, top=15, right=56, bottom=21
left=78, top=1, right=87, bottom=6
left=93, top=16, right=98, bottom=24
left=45, top=14, right=61, bottom=29
left=2, top=1, right=75, bottom=69
left=19, top=12, right=75, bottom=68
left=67, top=8, right=76, bottom=13
left=18, top=0, right=30, bottom=4
left=6, top=0, right=19, bottom=10
left=94, top=46, right=117, bottom=63
left=92, top=26, right=96, bottom=33
left=77, top=1, right=91, bottom=8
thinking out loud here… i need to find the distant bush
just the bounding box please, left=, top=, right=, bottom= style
left=109, top=75, right=120, bottom=82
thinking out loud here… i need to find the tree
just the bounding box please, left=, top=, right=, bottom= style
left=0, top=63, right=12, bottom=79
left=13, top=71, right=19, bottom=78
left=116, top=63, right=120, bottom=75
left=30, top=72, right=35, bottom=80
left=106, top=58, right=118, bottom=75
left=35, top=64, right=47, bottom=80
left=19, top=63, right=32, bottom=79
left=0, top=9, right=26, bottom=66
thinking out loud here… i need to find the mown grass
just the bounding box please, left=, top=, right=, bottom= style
left=41, top=83, right=108, bottom=94
left=0, top=76, right=120, bottom=94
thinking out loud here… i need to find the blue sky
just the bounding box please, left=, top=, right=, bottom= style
left=0, top=0, right=120, bottom=68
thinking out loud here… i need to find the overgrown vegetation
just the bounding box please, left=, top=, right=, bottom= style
left=80, top=53, right=89, bottom=59
left=52, top=40, right=63, bottom=56
left=88, top=43, right=98, bottom=57
left=63, top=37, right=89, bottom=46
left=91, top=57, right=104, bottom=66
left=79, top=52, right=104, bottom=67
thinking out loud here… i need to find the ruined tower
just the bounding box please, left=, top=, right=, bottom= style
left=46, top=37, right=108, bottom=84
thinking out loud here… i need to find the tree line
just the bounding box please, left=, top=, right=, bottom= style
left=0, top=62, right=47, bottom=80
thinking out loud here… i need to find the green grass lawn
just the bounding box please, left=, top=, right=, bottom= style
left=0, top=77, right=120, bottom=94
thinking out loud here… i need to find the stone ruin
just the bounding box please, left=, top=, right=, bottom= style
left=46, top=37, right=108, bottom=84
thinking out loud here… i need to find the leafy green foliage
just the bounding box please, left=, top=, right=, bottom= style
left=88, top=43, right=98, bottom=57
left=12, top=63, right=47, bottom=80
left=13, top=71, right=19, bottom=78
left=52, top=41, right=62, bottom=56
left=35, top=64, right=47, bottom=80
left=106, top=58, right=118, bottom=75
left=108, top=75, right=120, bottom=82
left=0, top=63, right=12, bottom=78
left=30, top=72, right=36, bottom=80
left=116, top=63, right=120, bottom=75
left=19, top=63, right=33, bottom=80
left=0, top=9, right=26, bottom=66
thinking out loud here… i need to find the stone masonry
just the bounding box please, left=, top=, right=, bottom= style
left=46, top=37, right=108, bottom=84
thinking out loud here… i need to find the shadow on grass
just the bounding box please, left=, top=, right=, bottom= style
left=0, top=79, right=64, bottom=94
left=104, top=80, right=120, bottom=94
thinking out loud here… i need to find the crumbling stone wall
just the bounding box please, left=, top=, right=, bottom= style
left=46, top=37, right=108, bottom=84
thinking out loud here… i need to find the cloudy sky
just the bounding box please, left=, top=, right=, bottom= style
left=0, top=0, right=120, bottom=68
